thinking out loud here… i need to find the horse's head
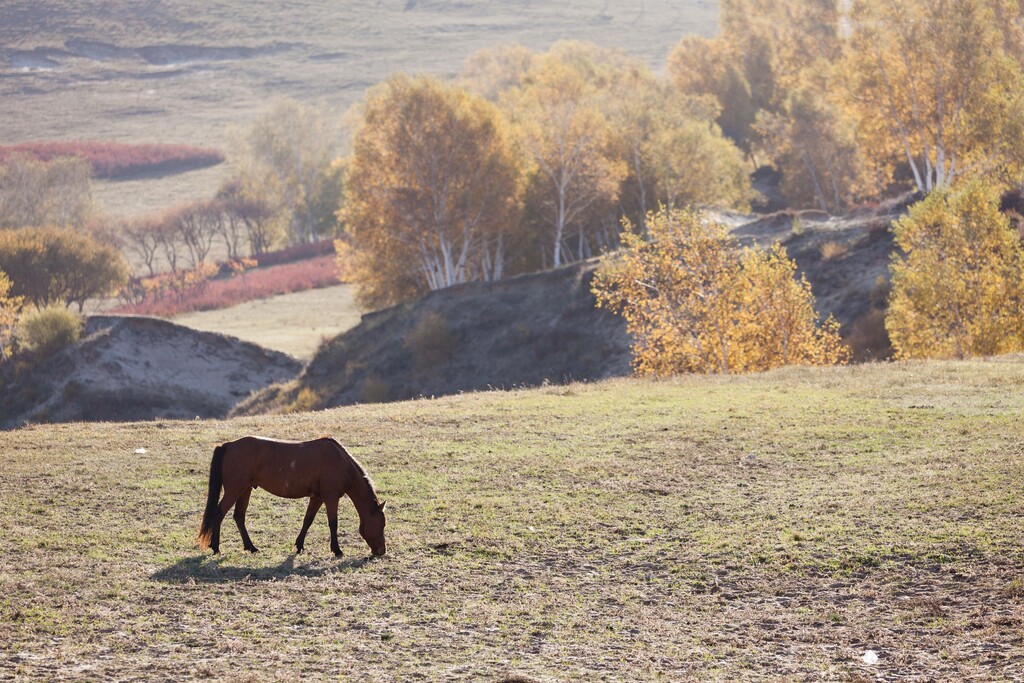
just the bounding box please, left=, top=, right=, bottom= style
left=360, top=500, right=387, bottom=556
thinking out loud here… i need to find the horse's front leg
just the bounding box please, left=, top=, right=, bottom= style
left=324, top=495, right=342, bottom=557
left=233, top=487, right=259, bottom=553
left=294, top=495, right=322, bottom=554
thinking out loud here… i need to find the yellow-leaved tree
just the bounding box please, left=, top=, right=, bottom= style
left=0, top=269, right=24, bottom=361
left=344, top=75, right=522, bottom=309
left=229, top=98, right=342, bottom=246
left=592, top=207, right=848, bottom=375
left=504, top=48, right=627, bottom=268
left=841, top=0, right=1024, bottom=194
left=886, top=184, right=1024, bottom=359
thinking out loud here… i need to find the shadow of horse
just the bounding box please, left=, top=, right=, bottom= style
left=151, top=553, right=376, bottom=584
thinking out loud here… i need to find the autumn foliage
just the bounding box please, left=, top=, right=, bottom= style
left=0, top=155, right=93, bottom=230
left=344, top=44, right=752, bottom=308
left=0, top=270, right=23, bottom=361
left=0, top=228, right=129, bottom=312
left=886, top=184, right=1024, bottom=359
left=0, top=141, right=224, bottom=179
left=345, top=75, right=522, bottom=309
left=593, top=208, right=848, bottom=375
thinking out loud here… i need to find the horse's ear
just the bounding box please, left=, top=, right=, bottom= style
left=379, top=500, right=387, bottom=512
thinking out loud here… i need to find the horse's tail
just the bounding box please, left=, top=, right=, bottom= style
left=196, top=444, right=226, bottom=549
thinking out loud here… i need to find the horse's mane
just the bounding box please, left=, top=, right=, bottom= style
left=324, top=437, right=381, bottom=506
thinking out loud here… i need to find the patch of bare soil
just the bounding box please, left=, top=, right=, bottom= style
left=0, top=315, right=301, bottom=429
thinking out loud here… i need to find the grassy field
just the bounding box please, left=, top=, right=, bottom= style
left=172, top=283, right=361, bottom=360
left=2, top=357, right=1023, bottom=680
left=91, top=165, right=228, bottom=217
left=1, top=1, right=716, bottom=216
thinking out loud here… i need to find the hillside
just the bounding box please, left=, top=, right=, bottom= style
left=724, top=196, right=910, bottom=360
left=0, top=315, right=300, bottom=429
left=3, top=357, right=1023, bottom=680
left=235, top=260, right=632, bottom=414
left=0, top=1, right=717, bottom=215
left=239, top=203, right=903, bottom=416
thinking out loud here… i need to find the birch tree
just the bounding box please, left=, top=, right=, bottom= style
left=506, top=56, right=625, bottom=268
left=0, top=155, right=93, bottom=230
left=344, top=75, right=522, bottom=308
left=887, top=184, right=1024, bottom=359
left=230, top=98, right=342, bottom=245
left=460, top=44, right=536, bottom=102
left=756, top=65, right=869, bottom=213
left=842, top=0, right=1024, bottom=194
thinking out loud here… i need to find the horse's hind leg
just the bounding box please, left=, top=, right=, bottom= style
left=294, top=495, right=322, bottom=554
left=233, top=487, right=259, bottom=553
left=324, top=495, right=342, bottom=557
left=210, top=485, right=243, bottom=554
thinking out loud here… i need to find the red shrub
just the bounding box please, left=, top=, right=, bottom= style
left=111, top=255, right=341, bottom=317
left=0, top=141, right=224, bottom=179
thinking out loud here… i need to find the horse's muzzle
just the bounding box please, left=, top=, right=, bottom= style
left=372, top=546, right=387, bottom=557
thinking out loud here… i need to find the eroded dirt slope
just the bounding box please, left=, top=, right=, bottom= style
left=235, top=260, right=632, bottom=414
left=0, top=315, right=301, bottom=429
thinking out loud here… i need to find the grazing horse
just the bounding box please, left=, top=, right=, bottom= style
left=196, top=436, right=387, bottom=557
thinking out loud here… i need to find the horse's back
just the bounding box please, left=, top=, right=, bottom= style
left=221, top=436, right=346, bottom=499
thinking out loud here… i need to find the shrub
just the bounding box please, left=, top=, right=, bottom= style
left=819, top=240, right=849, bottom=261
left=404, top=312, right=456, bottom=371
left=288, top=387, right=323, bottom=414
left=254, top=240, right=335, bottom=268
left=887, top=184, right=1024, bottom=359
left=0, top=141, right=224, bottom=179
left=110, top=254, right=341, bottom=317
left=17, top=306, right=82, bottom=357
left=593, top=207, right=849, bottom=375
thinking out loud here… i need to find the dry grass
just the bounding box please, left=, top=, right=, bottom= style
left=92, top=166, right=228, bottom=217
left=2, top=356, right=1024, bottom=679
left=171, top=283, right=361, bottom=360
left=820, top=240, right=851, bottom=261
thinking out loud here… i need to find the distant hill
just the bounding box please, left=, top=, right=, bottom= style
left=0, top=201, right=906, bottom=427
left=0, top=316, right=300, bottom=429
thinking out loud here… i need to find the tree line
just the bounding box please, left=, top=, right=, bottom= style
left=343, top=42, right=753, bottom=309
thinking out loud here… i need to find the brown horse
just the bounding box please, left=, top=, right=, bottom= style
left=197, top=436, right=387, bottom=557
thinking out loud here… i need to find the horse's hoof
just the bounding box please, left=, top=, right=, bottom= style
left=246, top=546, right=259, bottom=554
left=294, top=546, right=304, bottom=555
left=333, top=550, right=343, bottom=558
